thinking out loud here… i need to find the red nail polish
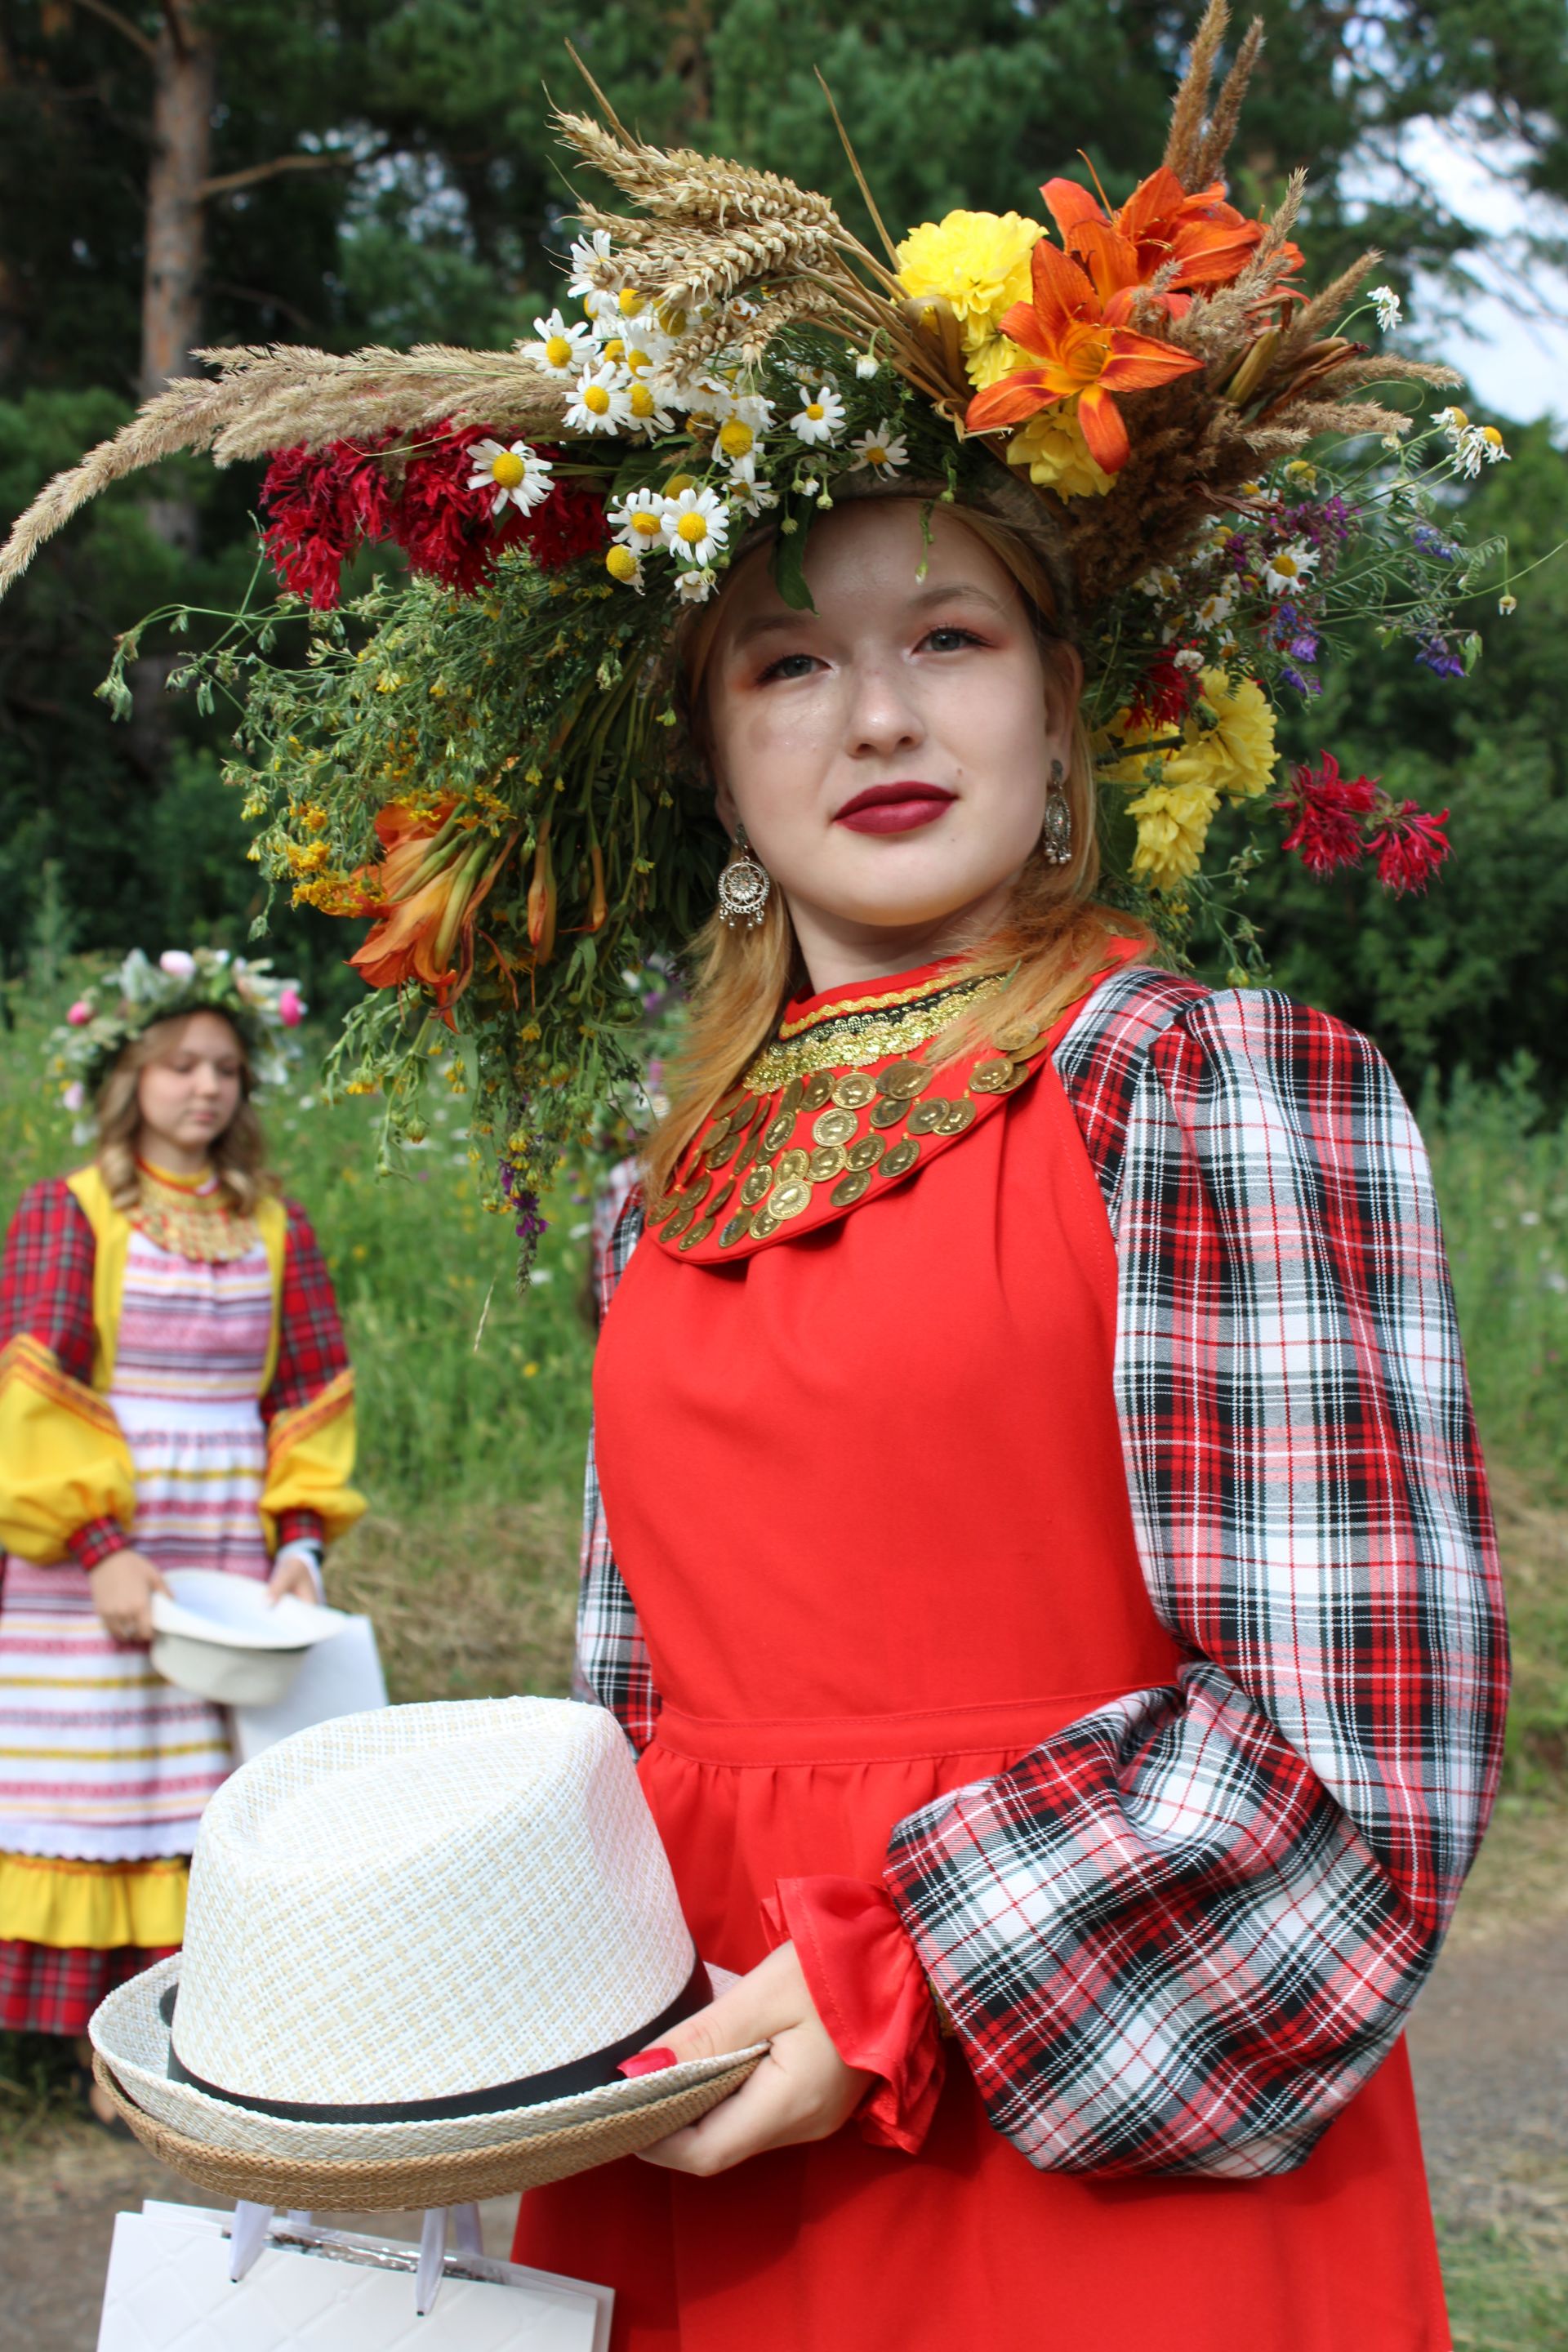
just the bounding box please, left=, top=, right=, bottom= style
left=617, top=2046, right=679, bottom=2078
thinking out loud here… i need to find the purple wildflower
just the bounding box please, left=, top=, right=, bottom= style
left=1414, top=633, right=1464, bottom=679
left=513, top=1193, right=547, bottom=1245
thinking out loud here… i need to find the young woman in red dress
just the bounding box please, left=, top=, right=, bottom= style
left=0, top=11, right=1500, bottom=2332
left=511, top=495, right=1507, bottom=2350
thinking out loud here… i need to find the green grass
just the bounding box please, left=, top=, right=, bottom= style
left=2, top=972, right=1566, bottom=2347
left=1437, top=2221, right=1568, bottom=2350
left=1419, top=1063, right=1568, bottom=1791
left=1421, top=1061, right=1568, bottom=1499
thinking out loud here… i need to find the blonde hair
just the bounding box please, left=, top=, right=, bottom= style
left=95, top=1013, right=278, bottom=1216
left=644, top=499, right=1153, bottom=1203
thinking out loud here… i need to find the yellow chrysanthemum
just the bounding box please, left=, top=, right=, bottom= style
left=1125, top=778, right=1222, bottom=893
left=1004, top=401, right=1115, bottom=500
left=1095, top=710, right=1169, bottom=790
left=1165, top=669, right=1276, bottom=800
left=896, top=210, right=1043, bottom=353
left=965, top=334, right=1033, bottom=391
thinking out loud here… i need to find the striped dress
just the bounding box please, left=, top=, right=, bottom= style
left=0, top=1167, right=359, bottom=2032
left=0, top=1228, right=274, bottom=1860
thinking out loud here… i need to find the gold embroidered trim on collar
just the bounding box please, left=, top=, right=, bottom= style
left=132, top=1167, right=260, bottom=1264
left=744, top=972, right=1004, bottom=1091
left=777, top=965, right=977, bottom=1040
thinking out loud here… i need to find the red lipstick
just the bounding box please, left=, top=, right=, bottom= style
left=834, top=782, right=956, bottom=835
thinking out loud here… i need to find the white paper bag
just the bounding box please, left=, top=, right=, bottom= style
left=229, top=1615, right=388, bottom=1763
left=96, top=2203, right=611, bottom=2350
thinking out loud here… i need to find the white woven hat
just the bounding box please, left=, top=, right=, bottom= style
left=149, top=1569, right=348, bottom=1707
left=91, top=1699, right=760, bottom=2198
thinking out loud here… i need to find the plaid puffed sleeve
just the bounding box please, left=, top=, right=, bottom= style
left=881, top=980, right=1508, bottom=2178
left=0, top=1177, right=134, bottom=1570
left=572, top=1192, right=661, bottom=1753
left=257, top=1200, right=363, bottom=1552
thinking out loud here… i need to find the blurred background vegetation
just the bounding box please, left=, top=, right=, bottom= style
left=2, top=5, right=1567, bottom=2336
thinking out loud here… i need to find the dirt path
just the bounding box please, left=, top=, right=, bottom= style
left=4, top=1806, right=1564, bottom=2350
left=1406, top=1802, right=1568, bottom=2262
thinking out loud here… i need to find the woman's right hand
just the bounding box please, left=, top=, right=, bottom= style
left=89, top=1549, right=172, bottom=1645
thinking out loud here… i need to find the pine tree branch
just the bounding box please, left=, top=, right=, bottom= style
left=159, top=0, right=195, bottom=62
left=72, top=0, right=157, bottom=61
left=199, top=147, right=373, bottom=200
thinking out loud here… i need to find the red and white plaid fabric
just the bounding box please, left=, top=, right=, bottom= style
left=0, top=1931, right=179, bottom=2036
left=576, top=969, right=1508, bottom=2176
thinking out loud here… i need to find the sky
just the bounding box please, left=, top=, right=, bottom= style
left=1361, top=116, right=1568, bottom=432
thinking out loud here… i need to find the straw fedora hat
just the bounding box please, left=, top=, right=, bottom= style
left=90, top=1698, right=761, bottom=2207
left=149, top=1568, right=349, bottom=1707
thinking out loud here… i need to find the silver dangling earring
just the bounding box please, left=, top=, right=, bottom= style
left=1041, top=760, right=1073, bottom=866
left=716, top=822, right=773, bottom=929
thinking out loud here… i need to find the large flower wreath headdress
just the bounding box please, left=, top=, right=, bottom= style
left=0, top=1, right=1512, bottom=1254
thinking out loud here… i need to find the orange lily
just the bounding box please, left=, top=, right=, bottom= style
left=965, top=238, right=1203, bottom=473
left=348, top=800, right=510, bottom=1009
left=526, top=821, right=558, bottom=966
left=1042, top=166, right=1288, bottom=305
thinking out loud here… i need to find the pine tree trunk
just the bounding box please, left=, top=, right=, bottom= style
left=139, top=5, right=214, bottom=550
left=131, top=2, right=215, bottom=770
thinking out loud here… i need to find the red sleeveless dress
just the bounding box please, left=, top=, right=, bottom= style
left=514, top=964, right=1451, bottom=2351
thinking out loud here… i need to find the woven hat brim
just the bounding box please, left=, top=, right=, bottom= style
left=92, top=1955, right=764, bottom=2163
left=95, top=2051, right=760, bottom=2207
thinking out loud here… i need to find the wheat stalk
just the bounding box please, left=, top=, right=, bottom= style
left=0, top=365, right=268, bottom=591
left=555, top=108, right=840, bottom=237
left=1275, top=251, right=1382, bottom=361
left=1307, top=354, right=1462, bottom=395
left=1192, top=17, right=1264, bottom=186
left=1262, top=396, right=1406, bottom=437
left=1164, top=0, right=1232, bottom=187
left=0, top=343, right=573, bottom=594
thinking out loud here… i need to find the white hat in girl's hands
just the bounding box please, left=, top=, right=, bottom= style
left=90, top=1698, right=761, bottom=2206
left=149, top=1569, right=349, bottom=1708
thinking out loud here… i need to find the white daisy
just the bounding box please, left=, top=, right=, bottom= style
left=563, top=363, right=634, bottom=435
left=608, top=488, right=670, bottom=557
left=625, top=377, right=677, bottom=436
left=604, top=546, right=645, bottom=593
left=713, top=416, right=762, bottom=471
left=580, top=289, right=624, bottom=336
left=466, top=439, right=554, bottom=516
left=675, top=567, right=718, bottom=604
left=1457, top=425, right=1504, bottom=470
left=791, top=382, right=845, bottom=447
left=1137, top=565, right=1181, bottom=601
left=617, top=327, right=671, bottom=377
left=662, top=486, right=730, bottom=567
left=1261, top=541, right=1320, bottom=598
left=1195, top=582, right=1237, bottom=629
left=849, top=421, right=908, bottom=474
left=698, top=382, right=775, bottom=435
left=529, top=309, right=597, bottom=379
left=729, top=473, right=779, bottom=519
left=566, top=229, right=617, bottom=301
